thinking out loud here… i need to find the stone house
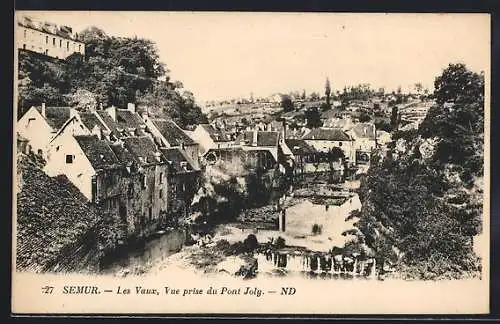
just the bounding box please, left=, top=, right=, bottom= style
left=302, top=127, right=356, bottom=166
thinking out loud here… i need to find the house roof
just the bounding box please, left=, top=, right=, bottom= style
left=151, top=119, right=195, bottom=146
left=302, top=128, right=352, bottom=141
left=236, top=131, right=279, bottom=146
left=122, top=136, right=162, bottom=165
left=74, top=135, right=120, bottom=170
left=16, top=155, right=99, bottom=272
left=351, top=123, right=376, bottom=139
left=284, top=138, right=317, bottom=154
left=35, top=106, right=72, bottom=130
left=79, top=112, right=107, bottom=131
left=200, top=124, right=232, bottom=142
left=160, top=148, right=196, bottom=173
left=95, top=109, right=146, bottom=138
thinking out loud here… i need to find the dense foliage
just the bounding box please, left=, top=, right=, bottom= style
left=354, top=63, right=484, bottom=279
left=17, top=26, right=207, bottom=128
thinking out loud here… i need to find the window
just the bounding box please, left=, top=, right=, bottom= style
left=142, top=175, right=147, bottom=189
left=23, top=29, right=26, bottom=38
left=45, top=49, right=48, bottom=55
left=338, top=142, right=343, bottom=147
left=45, top=36, right=48, bottom=43
left=59, top=39, right=62, bottom=47
left=159, top=172, right=163, bottom=184
left=65, top=154, right=74, bottom=164
left=148, top=207, right=152, bottom=220
left=159, top=189, right=163, bottom=198
left=52, top=37, right=55, bottom=46
left=56, top=146, right=60, bottom=151
left=78, top=44, right=81, bottom=52
left=67, top=41, right=69, bottom=50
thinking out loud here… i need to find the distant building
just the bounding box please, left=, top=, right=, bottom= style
left=16, top=15, right=85, bottom=59
left=235, top=130, right=282, bottom=164
left=302, top=127, right=356, bottom=165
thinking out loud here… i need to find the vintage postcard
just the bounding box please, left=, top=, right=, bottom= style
left=11, top=11, right=490, bottom=315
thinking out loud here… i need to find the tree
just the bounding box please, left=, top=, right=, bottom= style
left=325, top=78, right=331, bottom=109
left=434, top=63, right=484, bottom=106
left=305, top=107, right=322, bottom=128
left=390, top=106, right=399, bottom=131
left=67, top=89, right=97, bottom=111
left=359, top=113, right=371, bottom=123
left=280, top=94, right=294, bottom=112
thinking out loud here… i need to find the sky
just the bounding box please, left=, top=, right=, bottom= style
left=16, top=11, right=490, bottom=104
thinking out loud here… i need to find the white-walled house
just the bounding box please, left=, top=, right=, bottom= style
left=302, top=127, right=356, bottom=165
left=191, top=124, right=235, bottom=154
left=16, top=104, right=75, bottom=158
left=348, top=123, right=377, bottom=152
left=235, top=130, right=281, bottom=163
left=44, top=131, right=119, bottom=200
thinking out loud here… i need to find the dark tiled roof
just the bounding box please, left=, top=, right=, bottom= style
left=160, top=148, right=195, bottom=173
left=109, top=142, right=136, bottom=165
left=122, top=136, right=162, bottom=165
left=200, top=124, right=232, bottom=142
left=95, top=109, right=146, bottom=138
left=151, top=119, right=195, bottom=146
left=79, top=112, right=106, bottom=131
left=302, top=128, right=352, bottom=141
left=36, top=106, right=71, bottom=130
left=284, top=139, right=317, bottom=154
left=16, top=155, right=99, bottom=272
left=74, top=135, right=120, bottom=169
left=236, top=131, right=279, bottom=146
left=351, top=123, right=376, bottom=139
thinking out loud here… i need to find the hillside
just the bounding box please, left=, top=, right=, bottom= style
left=17, top=26, right=207, bottom=128
left=353, top=64, right=484, bottom=280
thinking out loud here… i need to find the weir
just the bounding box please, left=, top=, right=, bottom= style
left=257, top=251, right=378, bottom=278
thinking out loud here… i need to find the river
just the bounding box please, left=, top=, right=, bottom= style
left=99, top=193, right=372, bottom=279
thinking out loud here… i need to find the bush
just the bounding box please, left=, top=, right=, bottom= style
left=243, top=234, right=258, bottom=251
left=275, top=236, right=286, bottom=249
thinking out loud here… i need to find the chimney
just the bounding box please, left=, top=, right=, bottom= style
left=106, top=106, right=117, bottom=122
left=154, top=151, right=162, bottom=163
left=92, top=125, right=102, bottom=140
left=127, top=102, right=136, bottom=113
left=69, top=108, right=78, bottom=119
left=252, top=129, right=258, bottom=146
left=41, top=103, right=46, bottom=118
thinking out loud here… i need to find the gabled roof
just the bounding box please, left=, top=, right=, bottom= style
left=284, top=138, right=317, bottom=154
left=122, top=136, right=162, bottom=166
left=74, top=135, right=120, bottom=170
left=35, top=106, right=72, bottom=130
left=95, top=109, right=146, bottom=138
left=236, top=131, right=279, bottom=147
left=160, top=148, right=196, bottom=173
left=151, top=118, right=195, bottom=146
left=302, top=128, right=352, bottom=141
left=351, top=123, right=376, bottom=140
left=199, top=124, right=232, bottom=142
left=79, top=112, right=107, bottom=131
